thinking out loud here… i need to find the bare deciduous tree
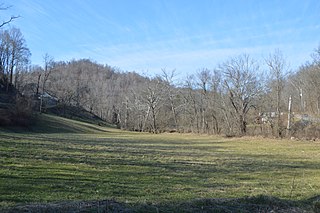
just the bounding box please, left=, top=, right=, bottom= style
left=141, top=78, right=165, bottom=133
left=266, top=49, right=289, bottom=137
left=183, top=75, right=200, bottom=133
left=208, top=69, right=222, bottom=134
left=312, top=45, right=320, bottom=68
left=39, top=53, right=54, bottom=113
left=0, top=27, right=30, bottom=92
left=161, top=69, right=179, bottom=129
left=197, top=68, right=211, bottom=133
left=221, top=54, right=262, bottom=135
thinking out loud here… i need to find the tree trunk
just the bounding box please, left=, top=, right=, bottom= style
left=151, top=107, right=157, bottom=133
left=142, top=106, right=150, bottom=132
left=212, top=114, right=219, bottom=134
left=239, top=114, right=246, bottom=135
left=36, top=73, right=41, bottom=95
left=276, top=82, right=281, bottom=137
left=124, top=100, right=129, bottom=129
left=169, top=97, right=178, bottom=129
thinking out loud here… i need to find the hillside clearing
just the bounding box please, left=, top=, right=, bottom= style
left=0, top=115, right=320, bottom=212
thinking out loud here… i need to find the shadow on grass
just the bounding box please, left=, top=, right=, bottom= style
left=1, top=130, right=320, bottom=212
left=0, top=114, right=110, bottom=134
left=31, top=114, right=109, bottom=133
left=2, top=195, right=317, bottom=212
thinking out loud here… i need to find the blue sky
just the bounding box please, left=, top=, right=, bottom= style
left=1, top=0, right=320, bottom=76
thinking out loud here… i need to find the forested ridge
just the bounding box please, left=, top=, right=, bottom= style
left=1, top=16, right=320, bottom=137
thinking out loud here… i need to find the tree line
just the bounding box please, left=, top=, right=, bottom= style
left=1, top=24, right=320, bottom=137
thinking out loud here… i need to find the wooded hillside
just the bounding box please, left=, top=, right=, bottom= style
left=1, top=22, right=320, bottom=137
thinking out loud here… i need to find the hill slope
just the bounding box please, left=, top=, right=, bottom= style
left=0, top=113, right=112, bottom=134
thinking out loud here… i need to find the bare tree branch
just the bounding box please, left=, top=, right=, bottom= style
left=0, top=4, right=20, bottom=28
left=0, top=15, right=20, bottom=28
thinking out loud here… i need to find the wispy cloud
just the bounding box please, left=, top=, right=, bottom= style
left=7, top=0, right=319, bottom=76
left=56, top=22, right=317, bottom=76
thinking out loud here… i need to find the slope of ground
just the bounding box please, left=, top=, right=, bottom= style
left=0, top=115, right=320, bottom=212
left=32, top=114, right=110, bottom=133
left=0, top=113, right=111, bottom=134
left=46, top=104, right=110, bottom=127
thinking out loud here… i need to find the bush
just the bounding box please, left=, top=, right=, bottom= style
left=0, top=95, right=36, bottom=127
left=10, top=96, right=36, bottom=126
left=290, top=120, right=320, bottom=139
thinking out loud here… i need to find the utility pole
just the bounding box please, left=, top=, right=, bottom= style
left=287, top=96, right=292, bottom=137
left=299, top=88, right=303, bottom=112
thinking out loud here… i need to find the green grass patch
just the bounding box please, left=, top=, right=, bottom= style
left=0, top=115, right=320, bottom=211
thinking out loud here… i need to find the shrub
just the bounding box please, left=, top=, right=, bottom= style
left=10, top=95, right=36, bottom=126
left=0, top=95, right=36, bottom=127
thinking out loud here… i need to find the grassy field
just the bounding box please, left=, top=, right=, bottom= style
left=1, top=114, right=320, bottom=211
